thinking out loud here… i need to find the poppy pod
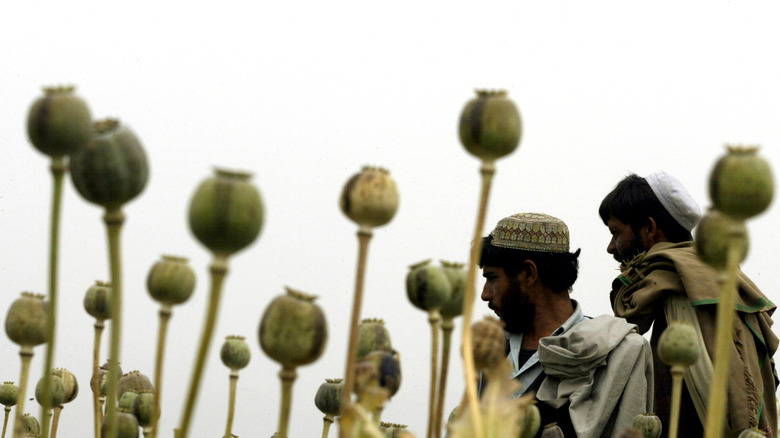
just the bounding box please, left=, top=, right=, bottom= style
left=357, top=318, right=392, bottom=358
left=35, top=373, right=66, bottom=408
left=406, top=259, right=452, bottom=312
left=5, top=292, right=48, bottom=348
left=102, top=408, right=139, bottom=438
left=458, top=90, right=522, bottom=162
left=146, top=255, right=196, bottom=306
left=471, top=316, right=506, bottom=372
left=541, top=423, right=565, bottom=438
left=118, top=391, right=138, bottom=411
left=0, top=382, right=19, bottom=407
left=50, top=368, right=78, bottom=404
left=27, top=85, right=92, bottom=158
left=314, top=378, right=343, bottom=417
left=695, top=209, right=748, bottom=270
left=20, top=413, right=40, bottom=436
left=131, top=390, right=156, bottom=428
left=259, top=287, right=327, bottom=368
left=188, top=168, right=264, bottom=256
left=83, top=280, right=113, bottom=321
left=98, top=361, right=123, bottom=397
left=69, top=119, right=150, bottom=210
left=220, top=335, right=251, bottom=371
left=380, top=422, right=410, bottom=437
left=439, top=261, right=467, bottom=319
left=633, top=413, right=662, bottom=438
left=360, top=350, right=402, bottom=398
left=657, top=321, right=700, bottom=367
left=519, top=403, right=542, bottom=438
left=709, top=145, right=774, bottom=219
left=339, top=166, right=399, bottom=229
left=117, top=371, right=153, bottom=401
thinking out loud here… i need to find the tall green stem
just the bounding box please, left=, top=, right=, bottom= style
left=103, top=208, right=126, bottom=438
left=461, top=161, right=495, bottom=438
left=2, top=406, right=10, bottom=438
left=92, top=320, right=105, bottom=438
left=435, top=319, right=455, bottom=438
left=427, top=310, right=441, bottom=438
left=177, top=255, right=229, bottom=438
left=150, top=305, right=172, bottom=438
left=277, top=366, right=297, bottom=438
left=224, top=371, right=238, bottom=438
left=668, top=366, right=683, bottom=438
left=321, top=415, right=334, bottom=438
left=340, top=228, right=373, bottom=421
left=12, top=347, right=33, bottom=438
left=703, top=229, right=743, bottom=438
left=40, top=157, right=66, bottom=438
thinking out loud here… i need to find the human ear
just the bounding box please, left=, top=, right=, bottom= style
left=520, top=260, right=539, bottom=285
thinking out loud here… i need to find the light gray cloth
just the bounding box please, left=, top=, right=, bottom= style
left=536, top=315, right=654, bottom=438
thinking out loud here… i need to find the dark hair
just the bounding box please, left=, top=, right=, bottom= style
left=599, top=174, right=693, bottom=242
left=479, top=235, right=580, bottom=292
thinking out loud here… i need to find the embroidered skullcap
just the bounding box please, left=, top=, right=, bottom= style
left=645, top=171, right=702, bottom=232
left=489, top=213, right=569, bottom=253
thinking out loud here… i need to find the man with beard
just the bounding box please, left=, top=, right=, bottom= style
left=479, top=212, right=653, bottom=438
left=600, top=172, right=778, bottom=437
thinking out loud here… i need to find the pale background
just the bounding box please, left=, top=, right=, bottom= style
left=1, top=1, right=779, bottom=437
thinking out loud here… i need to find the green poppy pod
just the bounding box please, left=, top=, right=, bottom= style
left=361, top=350, right=402, bottom=398
left=102, top=408, right=139, bottom=438
left=188, top=168, right=264, bottom=256
left=5, top=292, right=48, bottom=348
left=472, top=316, right=506, bottom=372
left=458, top=90, right=522, bottom=162
left=118, top=391, right=138, bottom=410
left=259, top=287, right=327, bottom=368
left=357, top=318, right=392, bottom=359
left=50, top=368, right=78, bottom=404
left=146, top=255, right=196, bottom=306
left=117, top=371, right=153, bottom=402
left=709, top=145, right=774, bottom=219
left=379, top=422, right=410, bottom=438
left=220, top=335, right=251, bottom=371
left=519, top=403, right=541, bottom=438
left=26, top=85, right=92, bottom=158
left=632, top=412, right=662, bottom=438
left=314, top=378, right=343, bottom=417
left=439, top=261, right=467, bottom=319
left=339, top=166, right=400, bottom=229
left=98, top=360, right=122, bottom=397
left=695, top=209, right=749, bottom=270
left=406, top=259, right=452, bottom=312
left=84, top=280, right=113, bottom=321
left=20, top=413, right=40, bottom=436
left=69, top=119, right=150, bottom=210
left=0, top=382, right=19, bottom=407
left=541, top=423, right=565, bottom=438
left=131, top=390, right=156, bottom=428
left=657, top=321, right=700, bottom=367
left=738, top=428, right=770, bottom=438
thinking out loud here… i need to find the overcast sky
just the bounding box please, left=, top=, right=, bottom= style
left=1, top=1, right=779, bottom=437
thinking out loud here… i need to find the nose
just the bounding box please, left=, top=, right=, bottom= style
left=480, top=282, right=491, bottom=302
left=607, top=236, right=616, bottom=255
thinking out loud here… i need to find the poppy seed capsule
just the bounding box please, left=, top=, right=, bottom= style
left=406, top=259, right=453, bottom=312
left=472, top=316, right=506, bottom=371
left=259, top=287, right=327, bottom=368
left=357, top=318, right=393, bottom=358
left=84, top=280, right=112, bottom=321
left=146, top=255, right=196, bottom=306
left=314, top=378, right=343, bottom=417
left=98, top=360, right=122, bottom=397
left=361, top=350, right=402, bottom=397
left=21, top=413, right=40, bottom=436
left=0, top=382, right=19, bottom=407
left=220, top=335, right=251, bottom=371
left=439, top=261, right=467, bottom=319
left=188, top=168, right=264, bottom=257
left=339, top=166, right=399, bottom=229
left=27, top=85, right=92, bottom=158
left=519, top=403, right=542, bottom=438
left=102, top=408, right=139, bottom=438
left=709, top=145, right=774, bottom=219
left=380, top=422, right=410, bottom=437
left=132, top=390, right=156, bottom=428
left=69, top=119, right=150, bottom=210
left=541, top=423, right=565, bottom=438
left=118, top=391, right=138, bottom=410
left=695, top=209, right=749, bottom=270
left=117, top=370, right=153, bottom=401
left=5, top=292, right=48, bottom=347
left=51, top=368, right=78, bottom=404
left=657, top=321, right=700, bottom=367
left=458, top=90, right=522, bottom=162
left=632, top=412, right=662, bottom=438
left=738, top=428, right=770, bottom=438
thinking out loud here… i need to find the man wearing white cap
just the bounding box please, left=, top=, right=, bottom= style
left=600, top=173, right=778, bottom=437
left=480, top=212, right=653, bottom=438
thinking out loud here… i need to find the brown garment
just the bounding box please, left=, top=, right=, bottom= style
left=610, top=241, right=778, bottom=438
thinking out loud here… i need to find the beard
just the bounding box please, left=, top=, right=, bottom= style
left=497, top=279, right=535, bottom=335
left=614, top=233, right=646, bottom=264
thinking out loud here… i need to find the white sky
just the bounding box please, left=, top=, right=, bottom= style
left=1, top=1, right=779, bottom=437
